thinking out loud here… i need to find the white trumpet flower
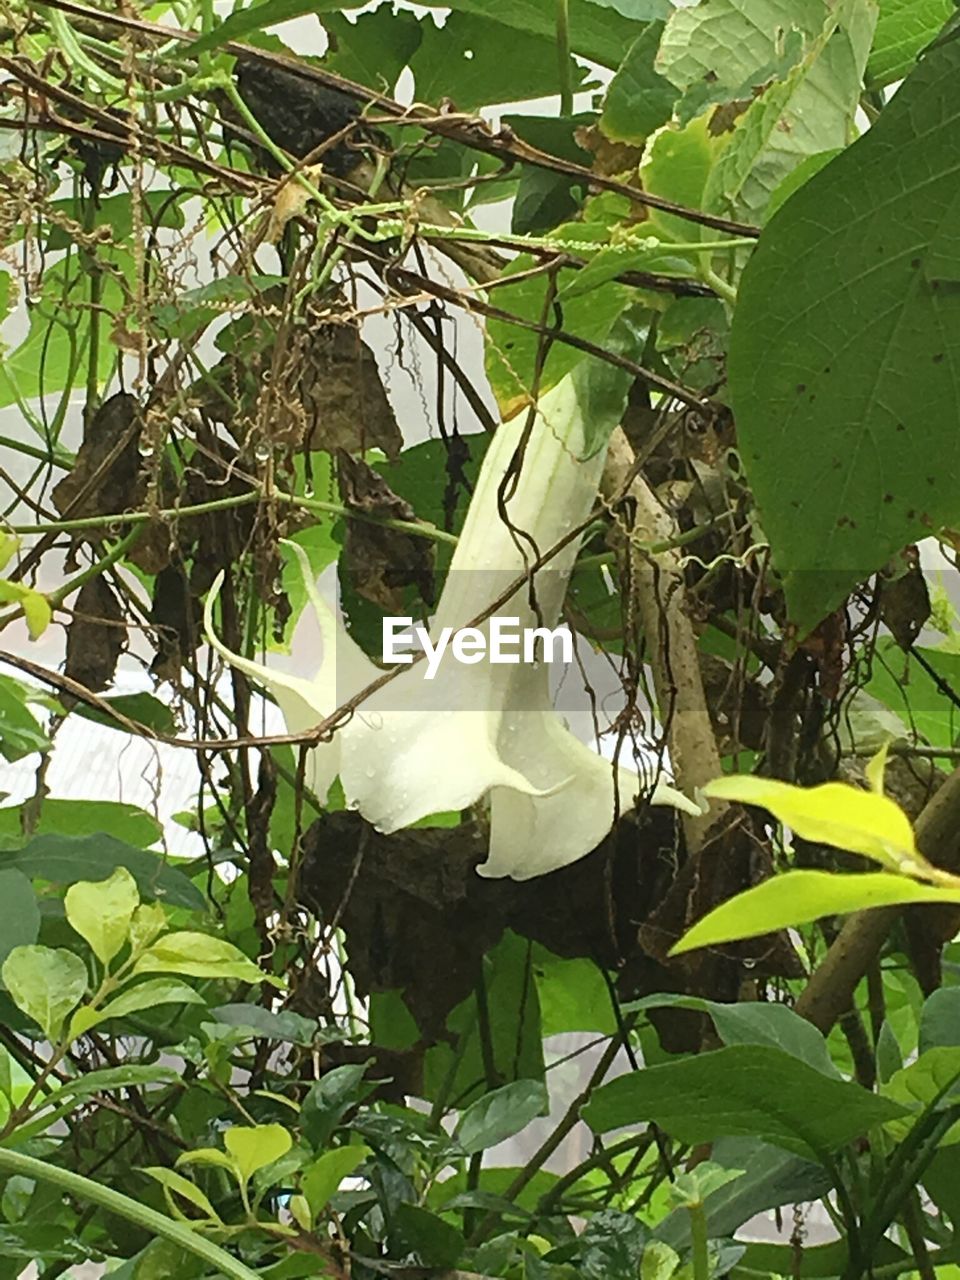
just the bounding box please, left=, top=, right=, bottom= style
left=204, top=371, right=699, bottom=880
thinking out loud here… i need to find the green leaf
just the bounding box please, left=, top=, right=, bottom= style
left=670, top=1161, right=744, bottom=1208
left=877, top=1020, right=905, bottom=1083
left=224, top=1125, right=293, bottom=1189
left=129, top=903, right=169, bottom=952
left=301, top=1063, right=370, bottom=1149
left=133, top=932, right=271, bottom=985
left=582, top=1044, right=906, bottom=1158
left=186, top=0, right=367, bottom=57
left=657, top=0, right=807, bottom=111
left=0, top=675, right=50, bottom=762
left=882, top=1046, right=960, bottom=1143
left=577, top=1209, right=646, bottom=1280
left=301, top=1145, right=370, bottom=1218
left=65, top=866, right=140, bottom=965
left=639, top=113, right=726, bottom=244
left=70, top=979, right=204, bottom=1038
left=485, top=254, right=630, bottom=415
left=2, top=945, right=89, bottom=1040
left=0, top=833, right=204, bottom=910
left=920, top=987, right=960, bottom=1055
left=0, top=800, right=161, bottom=849
left=655, top=1139, right=831, bottom=1249
left=74, top=692, right=177, bottom=736
left=455, top=1080, right=548, bottom=1154
left=393, top=1203, right=466, bottom=1269
left=322, top=8, right=422, bottom=93
left=866, top=638, right=960, bottom=749
left=601, top=23, right=676, bottom=143
left=423, top=931, right=545, bottom=1107
left=867, top=0, right=954, bottom=87
left=672, top=870, right=960, bottom=955
left=422, top=0, right=663, bottom=68
left=763, top=148, right=843, bottom=223
left=628, top=995, right=838, bottom=1077
left=0, top=871, right=40, bottom=970
left=0, top=260, right=125, bottom=409
left=728, top=38, right=960, bottom=631
left=700, top=0, right=876, bottom=222
left=211, top=1003, right=317, bottom=1045
left=141, top=1167, right=221, bottom=1223
left=48, top=1063, right=181, bottom=1100
left=176, top=1148, right=236, bottom=1174
left=534, top=950, right=616, bottom=1036
left=410, top=11, right=584, bottom=107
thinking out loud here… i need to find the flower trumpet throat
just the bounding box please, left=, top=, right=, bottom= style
left=204, top=372, right=699, bottom=879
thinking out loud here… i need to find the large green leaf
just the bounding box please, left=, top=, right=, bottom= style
left=866, top=0, right=954, bottom=87
left=582, top=1044, right=906, bottom=1158
left=728, top=39, right=960, bottom=631
left=695, top=0, right=875, bottom=222
left=0, top=833, right=205, bottom=910
left=409, top=11, right=587, bottom=107
left=321, top=8, right=422, bottom=94
left=418, top=0, right=662, bottom=68
left=0, top=871, right=40, bottom=971
left=629, top=994, right=838, bottom=1076
left=673, top=870, right=960, bottom=954
left=0, top=800, right=161, bottom=849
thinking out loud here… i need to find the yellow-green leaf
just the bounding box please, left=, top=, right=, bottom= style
left=702, top=774, right=920, bottom=872
left=128, top=902, right=168, bottom=953
left=672, top=870, right=960, bottom=955
left=141, top=1167, right=222, bottom=1223
left=224, top=1124, right=292, bottom=1189
left=21, top=589, right=51, bottom=640
left=0, top=535, right=19, bottom=574
left=132, top=931, right=275, bottom=985
left=2, top=945, right=89, bottom=1040
left=176, top=1148, right=235, bottom=1174
left=69, top=978, right=203, bottom=1038
left=65, top=866, right=140, bottom=965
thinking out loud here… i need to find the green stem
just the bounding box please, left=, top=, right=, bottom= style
left=0, top=1147, right=261, bottom=1280
left=556, top=0, right=573, bottom=116
left=6, top=488, right=457, bottom=545
left=689, top=1201, right=709, bottom=1280
left=0, top=435, right=69, bottom=467
left=48, top=527, right=143, bottom=607
left=699, top=263, right=737, bottom=305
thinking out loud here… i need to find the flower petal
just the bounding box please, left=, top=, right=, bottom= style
left=480, top=701, right=698, bottom=880
left=339, top=654, right=556, bottom=831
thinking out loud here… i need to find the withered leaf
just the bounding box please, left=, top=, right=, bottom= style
left=879, top=546, right=930, bottom=651
left=195, top=317, right=402, bottom=461
left=52, top=392, right=142, bottom=522
left=64, top=577, right=125, bottom=693
left=299, top=324, right=402, bottom=459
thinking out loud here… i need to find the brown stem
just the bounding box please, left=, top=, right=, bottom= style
left=602, top=429, right=723, bottom=853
